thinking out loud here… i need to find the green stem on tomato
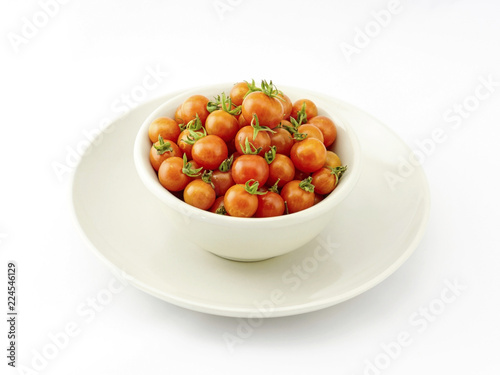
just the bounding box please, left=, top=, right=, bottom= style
left=299, top=176, right=315, bottom=193
left=264, top=146, right=277, bottom=164
left=327, top=165, right=348, bottom=186
left=181, top=154, right=203, bottom=177
left=153, top=135, right=173, bottom=155
left=250, top=114, right=275, bottom=140
left=239, top=137, right=262, bottom=155
left=218, top=154, right=234, bottom=172
left=244, top=180, right=267, bottom=195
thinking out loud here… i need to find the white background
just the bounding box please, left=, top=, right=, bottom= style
left=1, top=0, right=500, bottom=374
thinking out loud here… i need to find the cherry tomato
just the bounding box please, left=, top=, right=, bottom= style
left=242, top=91, right=283, bottom=129
left=210, top=196, right=227, bottom=214
left=291, top=99, right=318, bottom=121
left=267, top=154, right=295, bottom=188
left=255, top=191, right=285, bottom=217
left=181, top=95, right=210, bottom=124
left=297, top=124, right=324, bottom=143
left=324, top=151, right=342, bottom=169
left=290, top=138, right=327, bottom=173
left=311, top=168, right=337, bottom=195
left=308, top=116, right=337, bottom=147
left=148, top=117, right=181, bottom=143
left=231, top=154, right=269, bottom=187
left=230, top=82, right=249, bottom=106
left=211, top=170, right=235, bottom=197
left=314, top=193, right=324, bottom=205
left=205, top=110, right=239, bottom=142
left=234, top=125, right=271, bottom=157
left=294, top=169, right=310, bottom=181
left=149, top=138, right=182, bottom=171
left=191, top=135, right=228, bottom=170
left=183, top=179, right=216, bottom=210
left=280, top=179, right=315, bottom=214
left=224, top=184, right=259, bottom=218
left=158, top=157, right=191, bottom=192
left=270, top=127, right=293, bottom=156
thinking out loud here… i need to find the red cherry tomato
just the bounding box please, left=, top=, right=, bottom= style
left=158, top=157, right=191, bottom=192
left=270, top=127, right=294, bottom=156
left=291, top=99, right=318, bottom=121
left=205, top=110, right=239, bottom=142
left=231, top=154, right=269, bottom=187
left=297, top=124, right=324, bottom=143
left=183, top=179, right=216, bottom=210
left=149, top=138, right=182, bottom=171
left=234, top=125, right=271, bottom=157
left=148, top=117, right=181, bottom=143
left=280, top=179, right=315, bottom=214
left=181, top=95, right=210, bottom=124
left=191, top=135, right=229, bottom=170
left=267, top=154, right=295, bottom=188
left=242, top=91, right=283, bottom=129
left=290, top=138, right=327, bottom=173
left=211, top=170, right=235, bottom=197
left=255, top=191, right=285, bottom=217
left=224, top=184, right=259, bottom=218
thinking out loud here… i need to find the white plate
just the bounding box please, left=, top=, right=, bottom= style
left=71, top=91, right=430, bottom=318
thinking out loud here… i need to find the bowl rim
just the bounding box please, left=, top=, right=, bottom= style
left=133, top=82, right=362, bottom=228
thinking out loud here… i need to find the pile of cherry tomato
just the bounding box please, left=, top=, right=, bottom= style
left=147, top=80, right=346, bottom=218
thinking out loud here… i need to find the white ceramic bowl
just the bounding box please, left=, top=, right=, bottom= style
left=134, top=83, right=362, bottom=261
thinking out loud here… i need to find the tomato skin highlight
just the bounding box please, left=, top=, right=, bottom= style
left=290, top=138, right=327, bottom=173
left=181, top=95, right=210, bottom=124
left=191, top=135, right=229, bottom=170
left=149, top=141, right=182, bottom=171
left=231, top=154, right=269, bottom=187
left=280, top=180, right=315, bottom=214
left=255, top=191, right=285, bottom=218
left=224, top=184, right=259, bottom=218
left=158, top=157, right=191, bottom=192
left=183, top=179, right=216, bottom=211
left=205, top=110, right=239, bottom=142
left=148, top=117, right=181, bottom=143
left=267, top=154, right=295, bottom=188
left=242, top=91, right=283, bottom=129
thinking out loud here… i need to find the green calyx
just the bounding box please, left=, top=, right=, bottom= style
left=299, top=176, right=315, bottom=193
left=290, top=102, right=308, bottom=127
left=282, top=122, right=308, bottom=141
left=239, top=137, right=262, bottom=155
left=153, top=135, right=173, bottom=155
left=243, top=79, right=283, bottom=100
left=201, top=170, right=214, bottom=188
left=327, top=165, right=347, bottom=186
left=182, top=127, right=206, bottom=145
left=218, top=154, right=234, bottom=172
left=207, top=92, right=242, bottom=115
left=185, top=114, right=203, bottom=131
left=264, top=146, right=277, bottom=164
left=268, top=179, right=280, bottom=193
left=215, top=204, right=227, bottom=215
left=250, top=114, right=275, bottom=140
left=244, top=180, right=267, bottom=195
left=181, top=154, right=203, bottom=178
